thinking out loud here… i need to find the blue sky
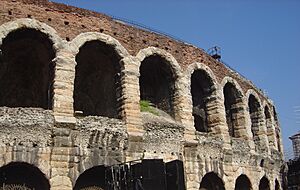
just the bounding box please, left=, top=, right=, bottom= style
left=51, top=0, right=300, bottom=159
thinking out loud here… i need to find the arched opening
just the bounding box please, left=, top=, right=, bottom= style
left=234, top=174, right=252, bottom=190
left=0, top=162, right=50, bottom=190
left=0, top=28, right=55, bottom=109
left=264, top=106, right=273, bottom=148
left=276, top=129, right=281, bottom=152
left=273, top=106, right=278, bottom=124
left=140, top=55, right=175, bottom=117
left=200, top=172, right=225, bottom=190
left=275, top=179, right=280, bottom=190
left=73, top=166, right=106, bottom=190
left=259, top=176, right=270, bottom=190
left=74, top=40, right=121, bottom=118
left=248, top=94, right=263, bottom=147
left=191, top=70, right=215, bottom=132
left=273, top=107, right=281, bottom=152
left=223, top=82, right=243, bottom=137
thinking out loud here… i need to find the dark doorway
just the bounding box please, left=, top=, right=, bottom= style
left=275, top=179, right=280, bottom=190
left=166, top=160, right=185, bottom=190
left=0, top=162, right=50, bottom=190
left=73, top=166, right=106, bottom=190
left=0, top=28, right=55, bottom=109
left=259, top=176, right=270, bottom=190
left=273, top=107, right=281, bottom=152
left=248, top=95, right=262, bottom=147
left=200, top=172, right=225, bottom=190
left=191, top=70, right=214, bottom=132
left=264, top=106, right=272, bottom=147
left=140, top=55, right=175, bottom=117
left=74, top=40, right=121, bottom=118
left=234, top=174, right=252, bottom=190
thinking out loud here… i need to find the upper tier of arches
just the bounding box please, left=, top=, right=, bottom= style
left=0, top=18, right=282, bottom=154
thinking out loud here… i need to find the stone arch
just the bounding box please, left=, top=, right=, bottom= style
left=247, top=90, right=269, bottom=153
left=73, top=165, right=106, bottom=190
left=234, top=174, right=252, bottom=190
left=259, top=176, right=270, bottom=190
left=185, top=62, right=218, bottom=86
left=69, top=32, right=129, bottom=58
left=0, top=24, right=58, bottom=109
left=273, top=106, right=279, bottom=124
left=0, top=162, right=50, bottom=190
left=70, top=32, right=129, bottom=118
left=221, top=77, right=246, bottom=138
left=0, top=18, right=62, bottom=50
left=199, top=172, right=225, bottom=190
left=136, top=47, right=182, bottom=118
left=185, top=63, right=218, bottom=132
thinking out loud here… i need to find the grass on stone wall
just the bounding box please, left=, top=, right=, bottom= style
left=140, top=100, right=159, bottom=116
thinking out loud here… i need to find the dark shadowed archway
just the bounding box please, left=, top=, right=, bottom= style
left=273, top=107, right=282, bottom=152
left=275, top=179, right=280, bottom=190
left=200, top=172, right=225, bottom=190
left=0, top=28, right=55, bottom=109
left=0, top=162, right=50, bottom=190
left=234, top=174, right=252, bottom=190
left=73, top=166, right=106, bottom=190
left=191, top=69, right=215, bottom=132
left=248, top=94, right=263, bottom=149
left=140, top=55, right=175, bottom=117
left=264, top=106, right=273, bottom=147
left=223, top=82, right=243, bottom=137
left=74, top=40, right=121, bottom=118
left=259, top=176, right=270, bottom=190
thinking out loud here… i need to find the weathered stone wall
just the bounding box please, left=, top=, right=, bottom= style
left=0, top=0, right=285, bottom=189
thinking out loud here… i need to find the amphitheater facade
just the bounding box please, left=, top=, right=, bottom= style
left=0, top=0, right=284, bottom=189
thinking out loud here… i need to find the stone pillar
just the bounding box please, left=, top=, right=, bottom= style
left=50, top=147, right=73, bottom=190
left=49, top=121, right=77, bottom=190
left=50, top=49, right=76, bottom=190
left=252, top=107, right=270, bottom=155
left=180, top=75, right=197, bottom=143
left=206, top=89, right=231, bottom=149
left=119, top=56, right=143, bottom=139
left=52, top=50, right=75, bottom=117
left=242, top=102, right=256, bottom=153
left=266, top=117, right=277, bottom=151
left=184, top=146, right=201, bottom=190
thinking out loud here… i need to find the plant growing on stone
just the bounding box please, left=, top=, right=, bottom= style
left=140, top=100, right=159, bottom=116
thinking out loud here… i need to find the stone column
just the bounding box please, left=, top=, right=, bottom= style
left=52, top=49, right=77, bottom=126
left=180, top=75, right=197, bottom=143
left=119, top=56, right=143, bottom=139
left=242, top=102, right=257, bottom=153
left=206, top=89, right=231, bottom=149
left=266, top=117, right=277, bottom=151
left=250, top=107, right=270, bottom=155
left=50, top=49, right=76, bottom=190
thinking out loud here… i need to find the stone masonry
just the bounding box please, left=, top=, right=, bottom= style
left=0, top=0, right=284, bottom=189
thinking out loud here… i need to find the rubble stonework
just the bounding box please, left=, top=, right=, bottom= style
left=0, top=0, right=284, bottom=189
